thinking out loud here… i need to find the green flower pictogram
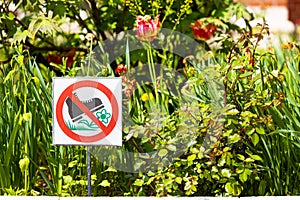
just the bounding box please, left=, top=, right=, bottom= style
left=96, top=109, right=111, bottom=124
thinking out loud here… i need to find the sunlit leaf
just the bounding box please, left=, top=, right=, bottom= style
left=99, top=180, right=110, bottom=187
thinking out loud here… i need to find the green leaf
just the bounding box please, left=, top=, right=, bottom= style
left=237, top=154, right=245, bottom=161
left=104, top=166, right=117, bottom=173
left=258, top=180, right=266, bottom=195
left=53, top=2, right=65, bottom=17
left=32, top=77, right=40, bottom=89
left=246, top=128, right=255, bottom=136
left=212, top=166, right=218, bottom=172
left=63, top=175, right=73, bottom=184
left=225, top=182, right=233, bottom=194
left=223, top=147, right=230, bottom=152
left=251, top=154, right=262, bottom=161
left=175, top=177, right=182, bottom=184
left=184, top=181, right=191, bottom=191
left=251, top=133, right=259, bottom=146
left=228, top=134, right=240, bottom=143
left=245, top=157, right=254, bottom=162
left=240, top=71, right=253, bottom=78
left=256, top=127, right=265, bottom=134
left=227, top=109, right=239, bottom=115
left=6, top=12, right=15, bottom=20
left=239, top=171, right=248, bottom=183
left=187, top=154, right=196, bottom=161
left=158, top=149, right=168, bottom=157
left=233, top=184, right=243, bottom=196
left=91, top=175, right=97, bottom=181
left=212, top=174, right=220, bottom=180
left=0, top=48, right=8, bottom=62
left=221, top=169, right=231, bottom=178
left=99, top=180, right=110, bottom=187
left=28, top=16, right=60, bottom=39
left=167, top=144, right=177, bottom=151
left=12, top=29, right=32, bottom=45
left=0, top=164, right=9, bottom=188
left=163, top=179, right=173, bottom=186
left=218, top=158, right=226, bottom=166
left=236, top=166, right=244, bottom=174
left=3, top=69, right=16, bottom=83
left=17, top=55, right=24, bottom=65
left=68, top=160, right=77, bottom=168
left=145, top=177, right=155, bottom=185
left=197, top=152, right=204, bottom=159
left=133, top=179, right=144, bottom=187
left=4, top=110, right=21, bottom=166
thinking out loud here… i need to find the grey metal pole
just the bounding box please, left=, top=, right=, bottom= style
left=87, top=146, right=91, bottom=196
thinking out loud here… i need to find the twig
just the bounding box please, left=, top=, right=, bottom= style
left=25, top=45, right=88, bottom=53
left=89, top=0, right=107, bottom=40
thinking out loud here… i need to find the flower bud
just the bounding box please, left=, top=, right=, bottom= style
left=136, top=15, right=160, bottom=41
left=19, top=157, right=30, bottom=174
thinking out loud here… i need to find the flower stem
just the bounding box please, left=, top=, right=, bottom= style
left=87, top=38, right=93, bottom=76
left=57, top=146, right=63, bottom=196
left=147, top=47, right=159, bottom=105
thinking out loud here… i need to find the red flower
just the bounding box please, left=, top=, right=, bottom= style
left=190, top=20, right=217, bottom=40
left=115, top=64, right=127, bottom=75
left=136, top=15, right=160, bottom=41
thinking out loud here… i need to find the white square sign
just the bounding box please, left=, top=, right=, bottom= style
left=52, top=77, right=122, bottom=146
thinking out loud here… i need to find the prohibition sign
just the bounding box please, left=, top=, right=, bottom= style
left=56, top=80, right=119, bottom=143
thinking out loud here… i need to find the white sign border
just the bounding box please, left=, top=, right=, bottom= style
left=52, top=77, right=122, bottom=146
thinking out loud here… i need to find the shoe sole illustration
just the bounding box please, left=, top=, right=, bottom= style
left=65, top=95, right=104, bottom=122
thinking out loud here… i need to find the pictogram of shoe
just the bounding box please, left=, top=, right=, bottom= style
left=65, top=95, right=104, bottom=122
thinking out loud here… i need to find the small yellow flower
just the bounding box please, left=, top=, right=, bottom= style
left=281, top=42, right=295, bottom=50
left=23, top=112, right=31, bottom=122
left=141, top=93, right=154, bottom=102
left=281, top=43, right=289, bottom=49
left=141, top=93, right=149, bottom=102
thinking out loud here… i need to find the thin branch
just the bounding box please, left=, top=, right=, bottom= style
left=89, top=0, right=107, bottom=40
left=116, top=4, right=128, bottom=33
left=25, top=45, right=88, bottom=53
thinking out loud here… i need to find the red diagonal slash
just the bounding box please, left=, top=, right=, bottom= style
left=69, top=93, right=109, bottom=135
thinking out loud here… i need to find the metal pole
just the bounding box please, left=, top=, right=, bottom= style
left=87, top=146, right=92, bottom=196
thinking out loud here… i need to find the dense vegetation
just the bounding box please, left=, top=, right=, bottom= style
left=0, top=0, right=300, bottom=197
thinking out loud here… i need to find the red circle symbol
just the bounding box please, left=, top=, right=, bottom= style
left=56, top=80, right=119, bottom=143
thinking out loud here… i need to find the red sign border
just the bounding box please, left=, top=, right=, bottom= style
left=56, top=80, right=119, bottom=143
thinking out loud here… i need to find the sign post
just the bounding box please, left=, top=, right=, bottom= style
left=52, top=77, right=122, bottom=196
left=87, top=146, right=91, bottom=196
